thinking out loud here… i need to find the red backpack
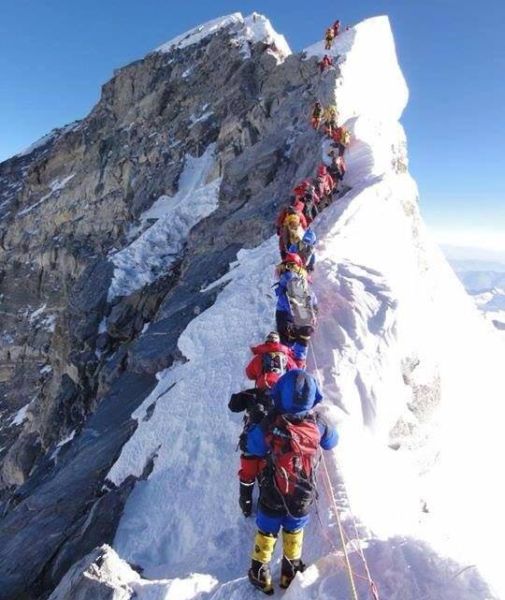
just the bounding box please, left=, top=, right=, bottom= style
left=260, top=414, right=321, bottom=517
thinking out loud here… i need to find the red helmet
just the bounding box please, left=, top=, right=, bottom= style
left=317, top=164, right=328, bottom=176
left=284, top=252, right=304, bottom=268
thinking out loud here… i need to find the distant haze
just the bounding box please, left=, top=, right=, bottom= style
left=442, top=244, right=505, bottom=266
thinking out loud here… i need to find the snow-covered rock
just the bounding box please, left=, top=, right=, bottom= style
left=48, top=545, right=139, bottom=600
left=155, top=12, right=291, bottom=62
left=108, top=144, right=221, bottom=300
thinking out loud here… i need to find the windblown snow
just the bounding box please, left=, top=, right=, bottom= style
left=108, top=145, right=221, bottom=301
left=103, top=15, right=505, bottom=600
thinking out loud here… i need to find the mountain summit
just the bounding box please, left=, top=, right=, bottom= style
left=0, top=12, right=503, bottom=600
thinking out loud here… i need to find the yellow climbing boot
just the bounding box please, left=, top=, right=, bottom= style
left=249, top=531, right=276, bottom=595
left=280, top=529, right=306, bottom=589
left=249, top=559, right=274, bottom=595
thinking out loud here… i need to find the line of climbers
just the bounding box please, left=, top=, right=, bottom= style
left=311, top=102, right=351, bottom=157
left=323, top=18, right=350, bottom=51
left=227, top=44, right=351, bottom=595
left=325, top=19, right=341, bottom=50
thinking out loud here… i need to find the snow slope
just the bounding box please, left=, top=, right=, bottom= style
left=155, top=12, right=291, bottom=62
left=104, top=15, right=504, bottom=600
left=108, top=145, right=221, bottom=300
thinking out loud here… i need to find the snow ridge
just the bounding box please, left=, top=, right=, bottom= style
left=155, top=12, right=291, bottom=62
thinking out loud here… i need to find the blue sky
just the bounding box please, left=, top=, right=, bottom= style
left=1, top=1, right=504, bottom=247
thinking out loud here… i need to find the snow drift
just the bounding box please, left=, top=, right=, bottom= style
left=96, top=14, right=505, bottom=600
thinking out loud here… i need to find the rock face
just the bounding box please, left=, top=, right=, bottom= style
left=0, top=13, right=339, bottom=600
left=47, top=545, right=138, bottom=600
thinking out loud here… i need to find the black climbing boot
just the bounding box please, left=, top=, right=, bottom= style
left=248, top=559, right=274, bottom=595
left=280, top=556, right=306, bottom=589
left=239, top=481, right=254, bottom=517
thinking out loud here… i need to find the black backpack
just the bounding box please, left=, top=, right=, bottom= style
left=262, top=351, right=288, bottom=375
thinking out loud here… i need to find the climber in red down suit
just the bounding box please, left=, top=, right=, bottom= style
left=228, top=332, right=297, bottom=517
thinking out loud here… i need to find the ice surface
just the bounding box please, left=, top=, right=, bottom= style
left=108, top=145, right=221, bottom=300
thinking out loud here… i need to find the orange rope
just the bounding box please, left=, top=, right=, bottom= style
left=320, top=454, right=360, bottom=600
left=309, top=341, right=380, bottom=600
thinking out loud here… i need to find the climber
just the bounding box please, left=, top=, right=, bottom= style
left=289, top=229, right=317, bottom=272
left=277, top=202, right=307, bottom=259
left=310, top=101, right=323, bottom=129
left=245, top=370, right=339, bottom=594
left=327, top=149, right=346, bottom=193
left=275, top=252, right=306, bottom=347
left=313, top=164, right=335, bottom=208
left=331, top=124, right=351, bottom=157
left=292, top=179, right=320, bottom=223
left=245, top=331, right=298, bottom=392
left=324, top=27, right=335, bottom=50
left=275, top=253, right=317, bottom=367
left=333, top=20, right=341, bottom=37
left=229, top=332, right=297, bottom=517
left=318, top=54, right=333, bottom=73
left=277, top=197, right=308, bottom=232
left=323, top=104, right=339, bottom=137
left=229, top=387, right=270, bottom=517
left=293, top=179, right=310, bottom=202
left=301, top=183, right=321, bottom=224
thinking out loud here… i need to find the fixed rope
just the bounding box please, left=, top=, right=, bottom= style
left=321, top=451, right=360, bottom=600
left=309, top=341, right=380, bottom=600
